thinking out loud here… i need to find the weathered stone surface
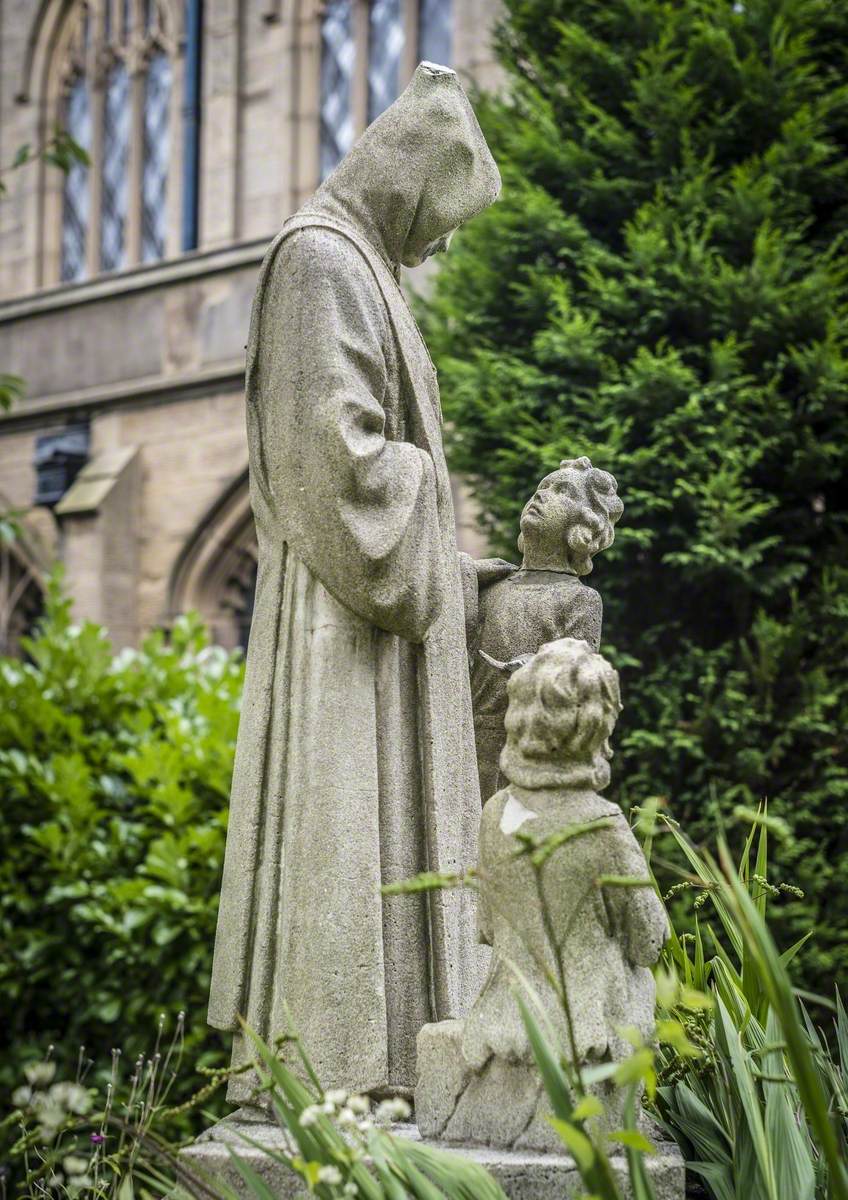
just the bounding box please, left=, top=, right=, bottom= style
left=417, top=1020, right=657, bottom=1156
left=447, top=1056, right=546, bottom=1150
left=207, top=63, right=501, bottom=1102
left=465, top=457, right=624, bottom=804
left=416, top=638, right=673, bottom=1177
left=179, top=1114, right=686, bottom=1200
left=466, top=640, right=667, bottom=1068
left=415, top=1020, right=472, bottom=1137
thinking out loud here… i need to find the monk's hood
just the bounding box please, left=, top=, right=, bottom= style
left=305, top=61, right=501, bottom=269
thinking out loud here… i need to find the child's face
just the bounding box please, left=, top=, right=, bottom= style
left=519, top=469, right=583, bottom=563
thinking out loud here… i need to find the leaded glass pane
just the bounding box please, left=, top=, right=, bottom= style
left=419, top=0, right=452, bottom=66
left=368, top=0, right=404, bottom=124
left=319, top=0, right=354, bottom=180
left=141, top=50, right=171, bottom=262
left=100, top=62, right=130, bottom=271
left=61, top=75, right=91, bottom=283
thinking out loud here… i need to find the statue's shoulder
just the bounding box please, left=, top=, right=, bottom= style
left=253, top=226, right=387, bottom=347
left=594, top=797, right=626, bottom=821
left=563, top=576, right=601, bottom=605
left=267, top=224, right=376, bottom=291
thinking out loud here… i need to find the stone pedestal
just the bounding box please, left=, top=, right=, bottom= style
left=179, top=1108, right=686, bottom=1200
left=416, top=1018, right=661, bottom=1158
left=416, top=1018, right=565, bottom=1153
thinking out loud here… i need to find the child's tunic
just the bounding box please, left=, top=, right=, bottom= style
left=470, top=569, right=603, bottom=802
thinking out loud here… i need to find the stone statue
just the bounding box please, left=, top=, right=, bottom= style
left=463, top=457, right=623, bottom=804
left=416, top=637, right=668, bottom=1152
left=207, top=63, right=501, bottom=1101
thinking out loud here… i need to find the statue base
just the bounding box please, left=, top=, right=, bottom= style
left=179, top=1108, right=685, bottom=1199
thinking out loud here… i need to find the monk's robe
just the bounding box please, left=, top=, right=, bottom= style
left=207, top=63, right=501, bottom=1099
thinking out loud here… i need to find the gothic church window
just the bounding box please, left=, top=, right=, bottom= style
left=367, top=0, right=404, bottom=124
left=141, top=50, right=172, bottom=260
left=418, top=0, right=452, bottom=66
left=319, top=1, right=355, bottom=181
left=57, top=1, right=196, bottom=283
left=320, top=0, right=453, bottom=180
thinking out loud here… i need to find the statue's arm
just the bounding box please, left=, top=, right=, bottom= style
left=458, top=552, right=480, bottom=650
left=256, top=230, right=447, bottom=641
left=458, top=555, right=517, bottom=655
left=556, top=583, right=603, bottom=652
left=604, top=819, right=668, bottom=967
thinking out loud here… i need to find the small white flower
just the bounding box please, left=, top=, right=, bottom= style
left=317, top=1165, right=343, bottom=1185
left=50, top=1082, right=92, bottom=1115
left=337, top=1107, right=358, bottom=1127
left=67, top=1173, right=93, bottom=1195
left=24, top=1062, right=56, bottom=1087
left=324, top=1088, right=348, bottom=1107
left=299, top=1105, right=320, bottom=1127
left=62, top=1156, right=89, bottom=1176
left=37, top=1104, right=66, bottom=1142
left=347, top=1094, right=369, bottom=1115
left=343, top=1184, right=359, bottom=1197
left=374, top=1097, right=411, bottom=1124
left=11, top=1086, right=32, bottom=1108
left=320, top=1099, right=336, bottom=1114
left=356, top=1118, right=374, bottom=1133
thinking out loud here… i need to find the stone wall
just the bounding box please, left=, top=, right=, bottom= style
left=0, top=0, right=499, bottom=648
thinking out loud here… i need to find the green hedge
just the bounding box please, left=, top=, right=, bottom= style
left=0, top=576, right=241, bottom=1112
left=420, top=0, right=848, bottom=991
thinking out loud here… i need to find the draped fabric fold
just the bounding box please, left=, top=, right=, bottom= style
left=207, top=63, right=501, bottom=1096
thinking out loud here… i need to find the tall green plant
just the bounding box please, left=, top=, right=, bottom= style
left=649, top=809, right=848, bottom=1199
left=421, top=0, right=848, bottom=994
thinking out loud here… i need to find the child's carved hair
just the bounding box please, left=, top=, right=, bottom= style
left=560, top=457, right=624, bottom=575
left=503, top=638, right=621, bottom=773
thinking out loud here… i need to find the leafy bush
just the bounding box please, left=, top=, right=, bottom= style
left=421, top=0, right=848, bottom=993
left=0, top=575, right=241, bottom=1116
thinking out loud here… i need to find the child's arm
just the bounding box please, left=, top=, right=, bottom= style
left=554, top=582, right=603, bottom=652
left=602, top=818, right=668, bottom=967
left=458, top=553, right=517, bottom=653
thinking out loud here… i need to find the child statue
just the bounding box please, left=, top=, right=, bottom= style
left=416, top=637, right=668, bottom=1153
left=464, top=457, right=623, bottom=803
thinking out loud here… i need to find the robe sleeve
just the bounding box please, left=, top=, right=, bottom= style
left=475, top=796, right=498, bottom=946
left=458, top=552, right=480, bottom=650
left=249, top=227, right=448, bottom=642
left=458, top=555, right=517, bottom=655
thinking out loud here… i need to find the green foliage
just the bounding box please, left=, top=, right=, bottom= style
left=6, top=1017, right=203, bottom=1199
left=650, top=809, right=848, bottom=1199
left=0, top=574, right=242, bottom=1120
left=421, top=0, right=848, bottom=991
left=2, top=125, right=88, bottom=415
left=0, top=374, right=25, bottom=414
left=0, top=128, right=90, bottom=198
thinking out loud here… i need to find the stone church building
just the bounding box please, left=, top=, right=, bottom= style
left=0, top=0, right=498, bottom=653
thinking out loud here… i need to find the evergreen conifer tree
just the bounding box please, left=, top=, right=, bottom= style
left=423, top=0, right=848, bottom=988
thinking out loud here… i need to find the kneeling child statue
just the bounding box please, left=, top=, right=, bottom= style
left=416, top=636, right=668, bottom=1152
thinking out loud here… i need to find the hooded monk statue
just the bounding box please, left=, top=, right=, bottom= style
left=207, top=63, right=501, bottom=1101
